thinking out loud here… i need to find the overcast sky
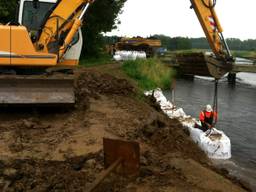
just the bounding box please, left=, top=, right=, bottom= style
left=107, top=0, right=256, bottom=40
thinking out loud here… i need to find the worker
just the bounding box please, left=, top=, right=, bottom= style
left=199, top=104, right=218, bottom=132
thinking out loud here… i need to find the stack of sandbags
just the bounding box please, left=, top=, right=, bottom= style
left=113, top=51, right=146, bottom=61
left=145, top=88, right=231, bottom=160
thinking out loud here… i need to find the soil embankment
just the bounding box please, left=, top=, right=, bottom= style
left=0, top=64, right=250, bottom=191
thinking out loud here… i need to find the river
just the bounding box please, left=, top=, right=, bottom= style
left=163, top=72, right=256, bottom=190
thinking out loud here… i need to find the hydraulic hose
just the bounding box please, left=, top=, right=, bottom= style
left=201, top=0, right=216, bottom=8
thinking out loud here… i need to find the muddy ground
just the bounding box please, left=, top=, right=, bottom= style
left=0, top=64, right=251, bottom=191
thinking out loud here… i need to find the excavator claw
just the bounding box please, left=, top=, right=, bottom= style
left=204, top=54, right=233, bottom=79
left=0, top=74, right=75, bottom=105
left=176, top=52, right=233, bottom=79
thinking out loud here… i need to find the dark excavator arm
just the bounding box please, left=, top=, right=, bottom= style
left=36, top=0, right=94, bottom=61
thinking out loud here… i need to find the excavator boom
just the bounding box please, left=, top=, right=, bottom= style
left=191, top=0, right=224, bottom=56
left=177, top=0, right=233, bottom=79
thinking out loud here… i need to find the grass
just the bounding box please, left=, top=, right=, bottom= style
left=122, top=58, right=175, bottom=91
left=79, top=54, right=112, bottom=67
left=231, top=50, right=256, bottom=58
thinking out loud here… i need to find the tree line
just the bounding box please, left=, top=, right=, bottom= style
left=151, top=35, right=256, bottom=51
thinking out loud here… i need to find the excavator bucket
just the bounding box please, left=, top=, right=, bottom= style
left=176, top=52, right=233, bottom=79
left=0, top=74, right=75, bottom=106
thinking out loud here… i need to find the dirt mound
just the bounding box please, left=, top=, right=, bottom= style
left=0, top=153, right=102, bottom=192
left=0, top=65, right=248, bottom=192
left=75, top=71, right=135, bottom=107
left=77, top=71, right=134, bottom=95
left=140, top=117, right=208, bottom=164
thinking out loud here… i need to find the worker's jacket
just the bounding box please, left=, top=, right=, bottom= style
left=199, top=111, right=218, bottom=125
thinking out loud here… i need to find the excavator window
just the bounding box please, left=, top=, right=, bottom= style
left=22, top=1, right=54, bottom=32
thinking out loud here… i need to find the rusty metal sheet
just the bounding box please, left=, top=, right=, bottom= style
left=103, top=138, right=140, bottom=176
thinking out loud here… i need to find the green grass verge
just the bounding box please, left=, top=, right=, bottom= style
left=79, top=54, right=112, bottom=67
left=231, top=50, right=256, bottom=58
left=122, top=59, right=175, bottom=90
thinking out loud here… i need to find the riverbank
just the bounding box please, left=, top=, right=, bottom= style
left=164, top=75, right=256, bottom=191
left=0, top=63, right=250, bottom=191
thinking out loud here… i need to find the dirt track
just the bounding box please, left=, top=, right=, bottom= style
left=0, top=64, right=250, bottom=191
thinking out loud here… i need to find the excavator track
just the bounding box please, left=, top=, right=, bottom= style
left=0, top=74, right=75, bottom=106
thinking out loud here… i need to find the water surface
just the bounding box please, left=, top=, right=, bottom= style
left=164, top=75, right=256, bottom=190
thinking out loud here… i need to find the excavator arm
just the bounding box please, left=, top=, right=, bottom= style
left=177, top=0, right=234, bottom=79
left=36, top=0, right=94, bottom=60
left=191, top=0, right=230, bottom=58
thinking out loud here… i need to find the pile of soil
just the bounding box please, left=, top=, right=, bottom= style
left=0, top=64, right=250, bottom=191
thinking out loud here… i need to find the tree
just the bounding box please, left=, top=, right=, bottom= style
left=81, top=0, right=126, bottom=57
left=0, top=0, right=17, bottom=23
left=152, top=34, right=172, bottom=49
left=167, top=37, right=191, bottom=50
left=190, top=37, right=209, bottom=49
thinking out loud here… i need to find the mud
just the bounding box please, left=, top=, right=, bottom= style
left=0, top=64, right=250, bottom=191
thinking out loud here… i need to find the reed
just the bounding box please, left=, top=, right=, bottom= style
left=122, top=58, right=175, bottom=90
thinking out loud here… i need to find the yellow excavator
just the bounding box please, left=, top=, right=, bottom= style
left=0, top=0, right=94, bottom=105
left=114, top=37, right=162, bottom=57
left=0, top=0, right=233, bottom=105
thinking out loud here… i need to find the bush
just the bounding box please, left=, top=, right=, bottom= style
left=122, top=59, right=175, bottom=90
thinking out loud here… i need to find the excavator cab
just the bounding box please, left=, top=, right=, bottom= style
left=21, top=0, right=55, bottom=41
left=18, top=0, right=83, bottom=59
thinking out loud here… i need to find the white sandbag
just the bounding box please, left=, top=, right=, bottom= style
left=153, top=88, right=168, bottom=104
left=186, top=125, right=231, bottom=159
left=166, top=108, right=188, bottom=119
left=113, top=54, right=122, bottom=61
left=130, top=52, right=137, bottom=60
left=113, top=51, right=147, bottom=61
left=145, top=88, right=231, bottom=160
left=144, top=90, right=153, bottom=96
left=137, top=52, right=147, bottom=59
